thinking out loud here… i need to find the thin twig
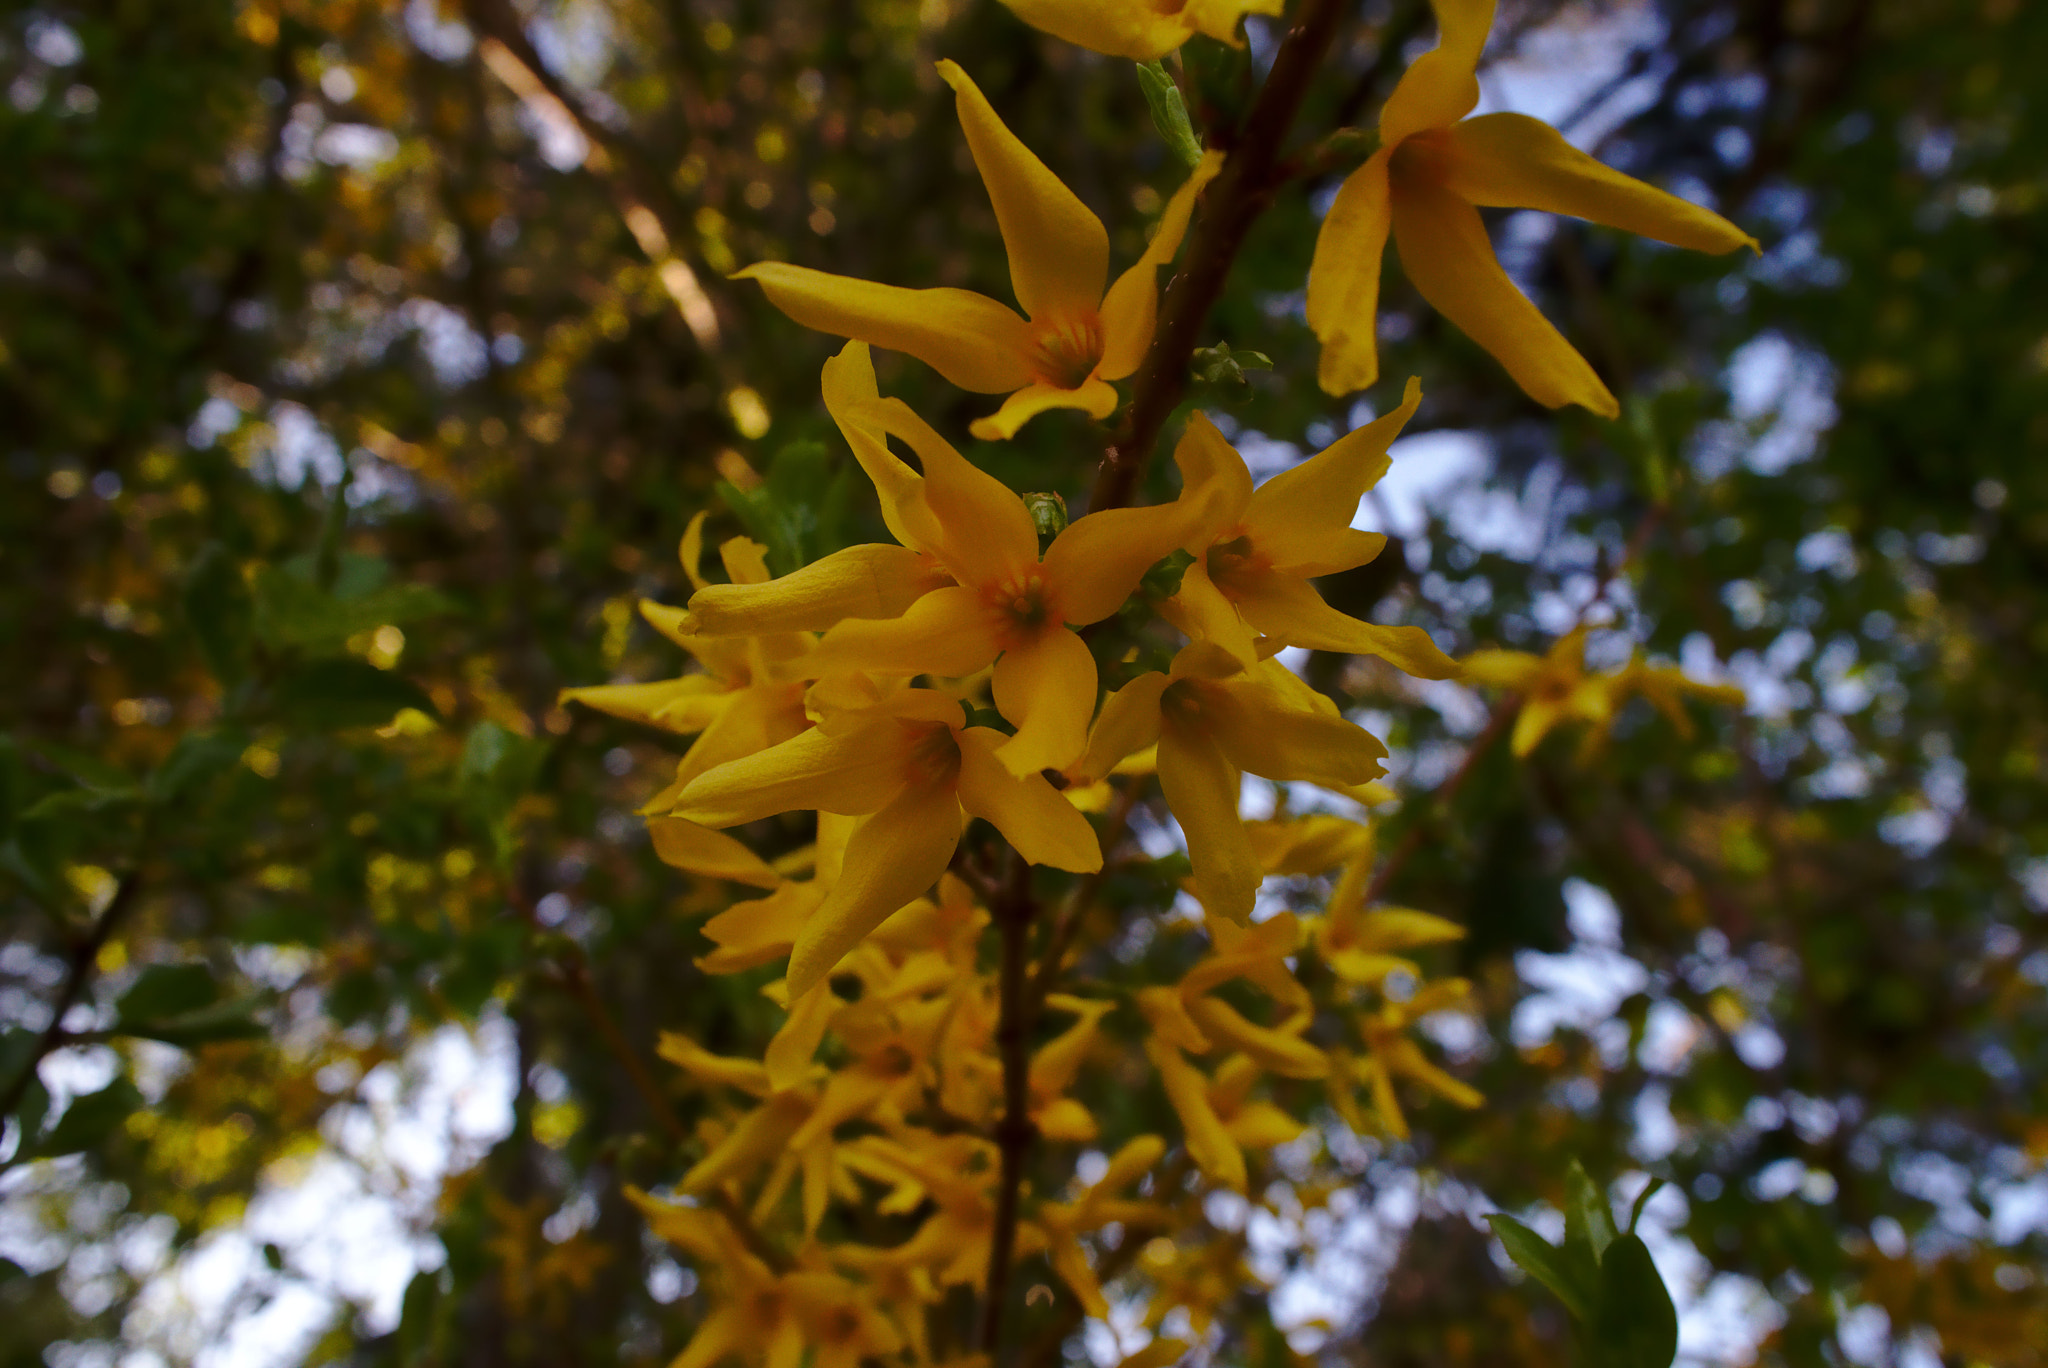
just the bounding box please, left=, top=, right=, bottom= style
left=1090, top=0, right=1355, bottom=513
left=979, top=851, right=1040, bottom=1357
left=0, top=871, right=145, bottom=1125
left=1362, top=699, right=1518, bottom=906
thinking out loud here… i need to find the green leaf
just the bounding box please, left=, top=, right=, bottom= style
left=718, top=439, right=856, bottom=575
left=1592, top=1234, right=1679, bottom=1368
left=1486, top=1212, right=1595, bottom=1323
left=1567, top=1160, right=1618, bottom=1263
left=20, top=786, right=145, bottom=820
left=31, top=1078, right=143, bottom=1158
left=146, top=729, right=246, bottom=805
left=1627, top=1178, right=1667, bottom=1234
left=272, top=660, right=437, bottom=730
left=120, top=995, right=269, bottom=1047
left=116, top=963, right=220, bottom=1023
left=253, top=557, right=454, bottom=655
left=183, top=542, right=255, bottom=683
left=1136, top=60, right=1203, bottom=170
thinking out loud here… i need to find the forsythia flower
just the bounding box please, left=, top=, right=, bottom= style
left=665, top=686, right=1099, bottom=997
left=1167, top=378, right=1457, bottom=676
left=1462, top=625, right=1747, bottom=755
left=1307, top=0, right=1758, bottom=415
left=995, top=0, right=1282, bottom=60
left=739, top=63, right=1223, bottom=440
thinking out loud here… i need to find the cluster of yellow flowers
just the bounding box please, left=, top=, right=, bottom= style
left=568, top=0, right=1753, bottom=1360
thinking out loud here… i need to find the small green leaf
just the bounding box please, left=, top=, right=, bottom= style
left=1627, top=1178, right=1667, bottom=1234
left=272, top=660, right=437, bottom=730
left=1566, top=1160, right=1618, bottom=1263
left=1592, top=1233, right=1679, bottom=1368
left=183, top=543, right=256, bottom=683
left=146, top=730, right=246, bottom=805
left=117, top=963, right=221, bottom=1023
left=1136, top=60, right=1203, bottom=170
left=32, top=1078, right=143, bottom=1158
left=1486, top=1213, right=1595, bottom=1323
left=20, top=787, right=145, bottom=820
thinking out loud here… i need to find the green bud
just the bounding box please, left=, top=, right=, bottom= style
left=1022, top=491, right=1069, bottom=543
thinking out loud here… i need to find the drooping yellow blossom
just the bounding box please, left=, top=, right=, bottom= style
left=738, top=342, right=1211, bottom=775
left=666, top=686, right=1099, bottom=997
left=738, top=64, right=1224, bottom=440
left=1166, top=383, right=1457, bottom=676
left=1341, top=978, right=1484, bottom=1140
left=995, top=0, right=1282, bottom=60
left=1304, top=848, right=1466, bottom=986
left=1306, top=0, right=1758, bottom=415
left=1032, top=1134, right=1171, bottom=1317
left=1073, top=643, right=1388, bottom=920
left=1463, top=625, right=1746, bottom=755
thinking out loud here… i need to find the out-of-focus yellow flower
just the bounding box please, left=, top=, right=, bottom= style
left=1343, top=978, right=1484, bottom=1140
left=1307, top=0, right=1757, bottom=415
left=1033, top=1134, right=1170, bottom=1317
left=668, top=687, right=1099, bottom=997
left=739, top=64, right=1223, bottom=439
left=1463, top=626, right=1745, bottom=755
left=1304, top=851, right=1465, bottom=986
left=996, top=0, right=1281, bottom=59
left=1165, top=385, right=1457, bottom=676
left=1073, top=643, right=1387, bottom=920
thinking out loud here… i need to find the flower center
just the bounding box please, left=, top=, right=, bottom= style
left=1204, top=534, right=1267, bottom=599
left=1027, top=313, right=1106, bottom=390
left=985, top=569, right=1057, bottom=645
left=1160, top=678, right=1207, bottom=728
left=903, top=722, right=962, bottom=786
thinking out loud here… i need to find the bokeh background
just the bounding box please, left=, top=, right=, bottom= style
left=3, top=0, right=2046, bottom=1364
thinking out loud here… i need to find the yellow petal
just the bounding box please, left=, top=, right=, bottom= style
left=1457, top=647, right=1542, bottom=688
left=856, top=396, right=1040, bottom=587
left=1511, top=695, right=1565, bottom=755
left=1184, top=996, right=1328, bottom=1079
left=821, top=342, right=946, bottom=554
left=1377, top=0, right=1495, bottom=146
left=1389, top=172, right=1619, bottom=417
left=1137, top=985, right=1213, bottom=1053
left=1030, top=997, right=1117, bottom=1097
left=648, top=816, right=783, bottom=888
left=1204, top=675, right=1389, bottom=788
left=1322, top=948, right=1418, bottom=984
left=1161, top=557, right=1259, bottom=667
left=687, top=544, right=953, bottom=637
left=1070, top=671, right=1168, bottom=786
left=669, top=1304, right=743, bottom=1368
left=1234, top=575, right=1459, bottom=679
left=718, top=536, right=773, bottom=587
left=1099, top=150, right=1227, bottom=379
left=956, top=728, right=1102, bottom=872
left=937, top=61, right=1108, bottom=322
left=809, top=584, right=1005, bottom=679
left=991, top=627, right=1098, bottom=776
left=1047, top=501, right=1214, bottom=627
left=787, top=778, right=963, bottom=999
left=1170, top=412, right=1254, bottom=544
left=657, top=1031, right=774, bottom=1095
left=968, top=379, right=1118, bottom=442
left=1181, top=0, right=1286, bottom=47
left=1157, top=720, right=1259, bottom=922
left=559, top=677, right=730, bottom=733
left=1435, top=113, right=1758, bottom=254
left=737, top=262, right=1035, bottom=393
left=670, top=719, right=911, bottom=826
left=1225, top=1100, right=1308, bottom=1150
left=698, top=882, right=820, bottom=974
left=1306, top=149, right=1393, bottom=396
left=765, top=981, right=837, bottom=1091
left=649, top=685, right=812, bottom=804
left=678, top=511, right=712, bottom=592
left=1244, top=377, right=1421, bottom=574
left=995, top=0, right=1195, bottom=59
left=1048, top=1235, right=1110, bottom=1319
left=1144, top=1039, right=1245, bottom=1192
left=1245, top=813, right=1371, bottom=877
left=1034, top=1097, right=1099, bottom=1143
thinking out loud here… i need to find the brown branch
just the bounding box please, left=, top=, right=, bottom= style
left=0, top=871, right=145, bottom=1125
left=979, top=851, right=1040, bottom=1356
left=1090, top=0, right=1355, bottom=513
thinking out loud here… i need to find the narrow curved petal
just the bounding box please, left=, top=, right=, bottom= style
left=1234, top=574, right=1459, bottom=679
left=670, top=720, right=912, bottom=827
left=787, top=779, right=963, bottom=999
left=1070, top=671, right=1168, bottom=786
left=1046, top=502, right=1208, bottom=626
left=1510, top=696, right=1565, bottom=755
left=957, top=728, right=1102, bottom=872
left=809, top=585, right=1005, bottom=679
left=738, top=262, right=1035, bottom=392
left=1307, top=149, right=1394, bottom=396
left=1390, top=173, right=1620, bottom=417
left=1099, top=150, right=1227, bottom=379
left=991, top=627, right=1099, bottom=776
left=1437, top=113, right=1759, bottom=253
left=1225, top=1100, right=1308, bottom=1150
left=1245, top=377, right=1421, bottom=570
left=1184, top=996, right=1328, bottom=1079
left=687, top=544, right=953, bottom=637
left=1170, top=412, right=1255, bottom=543
left=857, top=396, right=1039, bottom=587
left=559, top=676, right=730, bottom=734
left=1377, top=0, right=1495, bottom=146
left=995, top=0, right=1193, bottom=59
left=669, top=1305, right=744, bottom=1368
left=968, top=379, right=1119, bottom=442
left=1205, top=677, right=1389, bottom=788
left=678, top=510, right=712, bottom=592
left=647, top=816, right=783, bottom=888
left=1181, top=0, right=1286, bottom=47
left=821, top=343, right=946, bottom=555
left=937, top=61, right=1109, bottom=322
left=1144, top=1040, right=1246, bottom=1192
left=1157, top=722, right=1259, bottom=922
left=1160, top=558, right=1259, bottom=665
left=1458, top=647, right=1543, bottom=688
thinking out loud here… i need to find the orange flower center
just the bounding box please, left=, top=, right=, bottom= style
left=1204, top=534, right=1268, bottom=600
left=984, top=569, right=1058, bottom=647
left=1027, top=313, right=1105, bottom=390
left=903, top=722, right=963, bottom=787
left=1160, top=678, right=1207, bottom=728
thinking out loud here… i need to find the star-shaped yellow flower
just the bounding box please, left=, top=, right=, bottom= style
left=995, top=0, right=1282, bottom=60
left=738, top=63, right=1223, bottom=440
left=1307, top=0, right=1758, bottom=415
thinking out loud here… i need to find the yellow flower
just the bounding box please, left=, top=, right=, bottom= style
left=1073, top=643, right=1387, bottom=920
left=1306, top=0, right=1758, bottom=415
left=1029, top=994, right=1118, bottom=1142
left=1165, top=386, right=1457, bottom=676
left=668, top=687, right=1099, bottom=998
left=1304, top=852, right=1465, bottom=986
left=1347, top=978, right=1484, bottom=1141
left=994, top=0, right=1282, bottom=60
left=1463, top=626, right=1744, bottom=755
left=779, top=342, right=1210, bottom=775
left=738, top=63, right=1223, bottom=440
left=1033, top=1134, right=1170, bottom=1317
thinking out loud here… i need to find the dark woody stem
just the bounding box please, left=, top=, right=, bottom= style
left=1091, top=0, right=1356, bottom=514
left=979, top=850, right=1039, bottom=1355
